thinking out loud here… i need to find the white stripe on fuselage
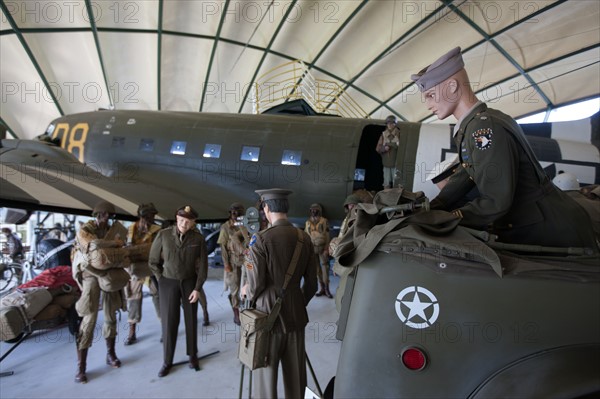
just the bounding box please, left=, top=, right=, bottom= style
left=413, top=124, right=455, bottom=200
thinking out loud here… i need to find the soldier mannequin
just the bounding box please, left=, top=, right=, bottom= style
left=123, top=203, right=162, bottom=345
left=149, top=206, right=208, bottom=377
left=411, top=47, right=598, bottom=249
left=242, top=188, right=318, bottom=398
left=72, top=201, right=126, bottom=384
left=304, top=203, right=332, bottom=298
left=376, top=115, right=401, bottom=189
left=217, top=202, right=250, bottom=325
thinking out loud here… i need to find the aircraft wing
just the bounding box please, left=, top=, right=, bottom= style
left=0, top=139, right=186, bottom=221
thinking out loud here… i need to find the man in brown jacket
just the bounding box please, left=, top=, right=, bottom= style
left=149, top=205, right=208, bottom=377
left=243, top=188, right=318, bottom=398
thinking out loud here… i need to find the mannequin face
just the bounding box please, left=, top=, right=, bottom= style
left=95, top=211, right=110, bottom=226
left=176, top=215, right=195, bottom=234
left=423, top=79, right=459, bottom=120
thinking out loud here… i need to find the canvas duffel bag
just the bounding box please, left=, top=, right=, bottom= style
left=87, top=240, right=129, bottom=270
left=0, top=287, right=53, bottom=320
left=0, top=306, right=26, bottom=341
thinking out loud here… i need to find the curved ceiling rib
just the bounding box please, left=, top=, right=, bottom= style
left=443, top=0, right=558, bottom=110
left=0, top=1, right=63, bottom=116
left=84, top=0, right=113, bottom=110
left=199, top=0, right=230, bottom=112
left=238, top=0, right=299, bottom=113
left=157, top=0, right=164, bottom=110
left=0, top=1, right=598, bottom=140
left=285, top=0, right=369, bottom=103
left=322, top=2, right=448, bottom=121
left=369, top=0, right=570, bottom=120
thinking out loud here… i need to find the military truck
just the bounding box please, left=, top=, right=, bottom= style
left=332, top=196, right=600, bottom=398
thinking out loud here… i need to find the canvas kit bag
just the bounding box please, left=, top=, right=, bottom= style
left=238, top=230, right=304, bottom=370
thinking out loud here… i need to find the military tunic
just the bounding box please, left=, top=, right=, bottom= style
left=125, top=222, right=161, bottom=323
left=376, top=126, right=401, bottom=187
left=432, top=103, right=598, bottom=249
left=217, top=220, right=250, bottom=308
left=305, top=216, right=331, bottom=285
left=149, top=226, right=208, bottom=366
left=246, top=219, right=318, bottom=398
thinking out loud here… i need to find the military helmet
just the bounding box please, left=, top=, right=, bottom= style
left=343, top=194, right=360, bottom=208
left=229, top=202, right=245, bottom=211
left=385, top=115, right=397, bottom=124
left=309, top=203, right=323, bottom=212
left=92, top=200, right=116, bottom=216
left=552, top=172, right=579, bottom=191
left=138, top=202, right=158, bottom=217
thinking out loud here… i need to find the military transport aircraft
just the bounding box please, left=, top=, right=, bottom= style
left=1, top=101, right=598, bottom=228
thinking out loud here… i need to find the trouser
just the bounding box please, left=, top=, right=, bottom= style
left=254, top=329, right=306, bottom=399
left=314, top=251, right=330, bottom=285
left=383, top=166, right=396, bottom=187
left=125, top=276, right=160, bottom=323
left=159, top=276, right=198, bottom=365
left=224, top=264, right=242, bottom=308
left=75, top=274, right=120, bottom=350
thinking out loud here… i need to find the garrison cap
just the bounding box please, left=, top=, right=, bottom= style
left=229, top=202, right=245, bottom=210
left=255, top=188, right=293, bottom=201
left=411, top=47, right=465, bottom=92
left=385, top=115, right=397, bottom=124
left=176, top=205, right=198, bottom=220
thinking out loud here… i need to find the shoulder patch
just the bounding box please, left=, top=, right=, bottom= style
left=249, top=234, right=257, bottom=247
left=472, top=128, right=493, bottom=150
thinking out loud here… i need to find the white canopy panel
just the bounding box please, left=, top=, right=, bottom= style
left=1, top=0, right=598, bottom=139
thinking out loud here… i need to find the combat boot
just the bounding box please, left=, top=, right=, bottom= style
left=202, top=307, right=210, bottom=326
left=106, top=337, right=122, bottom=368
left=124, top=323, right=137, bottom=346
left=315, top=282, right=325, bottom=297
left=324, top=283, right=333, bottom=299
left=75, top=348, right=88, bottom=384
left=233, top=307, right=240, bottom=326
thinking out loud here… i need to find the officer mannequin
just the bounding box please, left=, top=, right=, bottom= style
left=411, top=47, right=598, bottom=250
left=242, top=188, right=318, bottom=398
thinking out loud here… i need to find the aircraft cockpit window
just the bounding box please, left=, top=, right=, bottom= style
left=241, top=146, right=260, bottom=162
left=111, top=137, right=125, bottom=148
left=170, top=141, right=187, bottom=155
left=139, top=139, right=154, bottom=152
left=203, top=144, right=221, bottom=158
left=281, top=150, right=302, bottom=166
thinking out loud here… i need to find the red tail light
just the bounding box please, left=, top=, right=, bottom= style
left=401, top=347, right=427, bottom=371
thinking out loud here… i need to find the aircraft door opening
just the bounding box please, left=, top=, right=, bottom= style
left=354, top=125, right=385, bottom=192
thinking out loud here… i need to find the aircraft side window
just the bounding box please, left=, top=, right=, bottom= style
left=111, top=137, right=125, bottom=148
left=241, top=145, right=260, bottom=162
left=354, top=168, right=366, bottom=182
left=203, top=144, right=221, bottom=159
left=139, top=139, right=154, bottom=152
left=170, top=141, right=187, bottom=155
left=281, top=150, right=301, bottom=166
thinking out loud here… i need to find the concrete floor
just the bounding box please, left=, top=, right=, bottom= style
left=0, top=266, right=341, bottom=399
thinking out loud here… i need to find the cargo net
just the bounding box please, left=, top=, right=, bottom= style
left=251, top=60, right=369, bottom=118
